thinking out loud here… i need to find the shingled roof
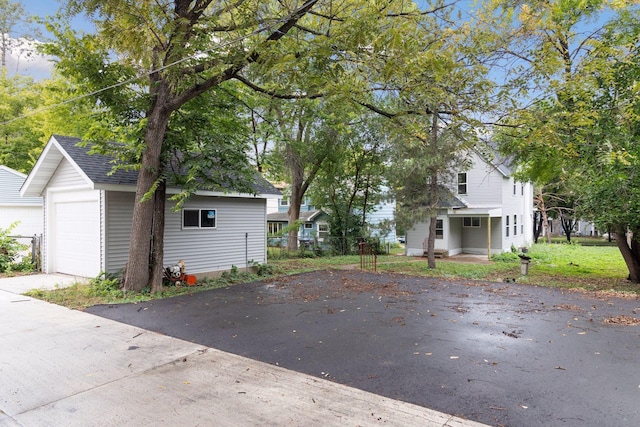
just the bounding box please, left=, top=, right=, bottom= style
left=21, top=135, right=280, bottom=197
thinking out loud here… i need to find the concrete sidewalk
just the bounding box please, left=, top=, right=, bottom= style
left=0, top=273, right=86, bottom=295
left=0, top=276, right=487, bottom=427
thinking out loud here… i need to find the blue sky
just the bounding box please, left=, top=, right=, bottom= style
left=8, top=1, right=94, bottom=78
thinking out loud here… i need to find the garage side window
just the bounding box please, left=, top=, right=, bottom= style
left=183, top=209, right=216, bottom=229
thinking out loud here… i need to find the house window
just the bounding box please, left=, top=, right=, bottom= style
left=505, top=216, right=510, bottom=237
left=463, top=217, right=480, bottom=227
left=513, top=181, right=517, bottom=195
left=304, top=223, right=313, bottom=229
left=268, top=222, right=283, bottom=235
left=457, top=173, right=467, bottom=195
left=436, top=219, right=444, bottom=239
left=183, top=209, right=216, bottom=229
left=318, top=223, right=329, bottom=238
left=521, top=215, right=524, bottom=234
left=521, top=184, right=524, bottom=195
left=279, top=197, right=289, bottom=206
left=514, top=214, right=517, bottom=235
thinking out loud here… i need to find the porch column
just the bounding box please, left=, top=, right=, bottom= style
left=487, top=216, right=491, bottom=260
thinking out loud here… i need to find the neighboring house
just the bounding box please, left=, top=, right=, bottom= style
left=267, top=191, right=396, bottom=245
left=20, top=135, right=280, bottom=278
left=0, top=165, right=43, bottom=243
left=267, top=196, right=330, bottom=245
left=363, top=192, right=396, bottom=244
left=405, top=149, right=534, bottom=257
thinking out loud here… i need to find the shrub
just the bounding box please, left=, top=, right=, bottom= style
left=491, top=251, right=520, bottom=262
left=88, top=272, right=123, bottom=297
left=0, top=223, right=28, bottom=273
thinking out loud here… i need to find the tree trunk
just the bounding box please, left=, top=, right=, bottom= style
left=426, top=214, right=437, bottom=269
left=122, top=84, right=172, bottom=292
left=533, top=211, right=543, bottom=243
left=560, top=215, right=573, bottom=242
left=614, top=227, right=640, bottom=283
left=425, top=112, right=438, bottom=269
left=150, top=180, right=167, bottom=293
left=535, top=188, right=552, bottom=243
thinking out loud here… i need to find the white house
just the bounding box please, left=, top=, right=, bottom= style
left=0, top=165, right=43, bottom=242
left=20, top=135, right=280, bottom=278
left=405, top=149, right=534, bottom=257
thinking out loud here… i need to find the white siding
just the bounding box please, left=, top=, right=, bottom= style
left=0, top=206, right=43, bottom=236
left=47, top=160, right=87, bottom=188
left=458, top=151, right=503, bottom=206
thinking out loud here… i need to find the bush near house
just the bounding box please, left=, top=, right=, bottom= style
left=0, top=223, right=32, bottom=273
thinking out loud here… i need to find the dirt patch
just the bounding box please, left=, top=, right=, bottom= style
left=555, top=304, right=583, bottom=311
left=603, top=315, right=640, bottom=326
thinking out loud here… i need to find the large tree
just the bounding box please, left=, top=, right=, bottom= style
left=0, top=70, right=43, bottom=172
left=489, top=0, right=640, bottom=281
left=310, top=112, right=390, bottom=254
left=47, top=0, right=427, bottom=292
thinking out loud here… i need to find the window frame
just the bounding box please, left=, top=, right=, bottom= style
left=514, top=214, right=517, bottom=235
left=268, top=222, right=283, bottom=235
left=279, top=197, right=289, bottom=206
left=463, top=217, right=481, bottom=228
left=304, top=222, right=313, bottom=230
left=182, top=208, right=217, bottom=229
left=505, top=215, right=510, bottom=237
left=457, top=173, right=468, bottom=195
left=435, top=219, right=444, bottom=239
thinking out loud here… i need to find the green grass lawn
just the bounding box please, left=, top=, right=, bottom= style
left=24, top=241, right=638, bottom=309
left=271, top=241, right=636, bottom=294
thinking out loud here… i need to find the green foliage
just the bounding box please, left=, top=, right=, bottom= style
left=87, top=272, right=123, bottom=298
left=0, top=223, right=28, bottom=273
left=0, top=71, right=46, bottom=172
left=491, top=251, right=520, bottom=262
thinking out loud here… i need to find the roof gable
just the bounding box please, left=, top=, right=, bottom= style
left=22, top=135, right=280, bottom=198
left=0, top=165, right=42, bottom=205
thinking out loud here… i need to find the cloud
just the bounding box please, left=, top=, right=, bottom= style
left=3, top=35, right=54, bottom=80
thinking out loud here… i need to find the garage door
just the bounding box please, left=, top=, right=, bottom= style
left=53, top=200, right=101, bottom=277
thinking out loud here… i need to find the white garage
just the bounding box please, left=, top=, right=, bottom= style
left=20, top=135, right=280, bottom=279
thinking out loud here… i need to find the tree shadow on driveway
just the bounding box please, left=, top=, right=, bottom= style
left=86, top=269, right=640, bottom=427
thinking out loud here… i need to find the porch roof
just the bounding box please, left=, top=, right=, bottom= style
left=448, top=207, right=503, bottom=217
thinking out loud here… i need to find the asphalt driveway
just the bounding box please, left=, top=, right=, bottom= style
left=86, top=269, right=640, bottom=427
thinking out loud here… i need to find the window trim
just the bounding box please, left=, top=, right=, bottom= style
left=268, top=222, right=283, bottom=235
left=505, top=215, right=510, bottom=237
left=304, top=222, right=313, bottom=230
left=182, top=208, right=217, bottom=229
left=436, top=219, right=444, bottom=239
left=514, top=214, right=517, bottom=235
left=279, top=197, right=289, bottom=206
left=457, top=173, right=468, bottom=195
left=463, top=217, right=480, bottom=228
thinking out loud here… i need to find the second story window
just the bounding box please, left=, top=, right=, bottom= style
left=457, top=173, right=467, bottom=195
